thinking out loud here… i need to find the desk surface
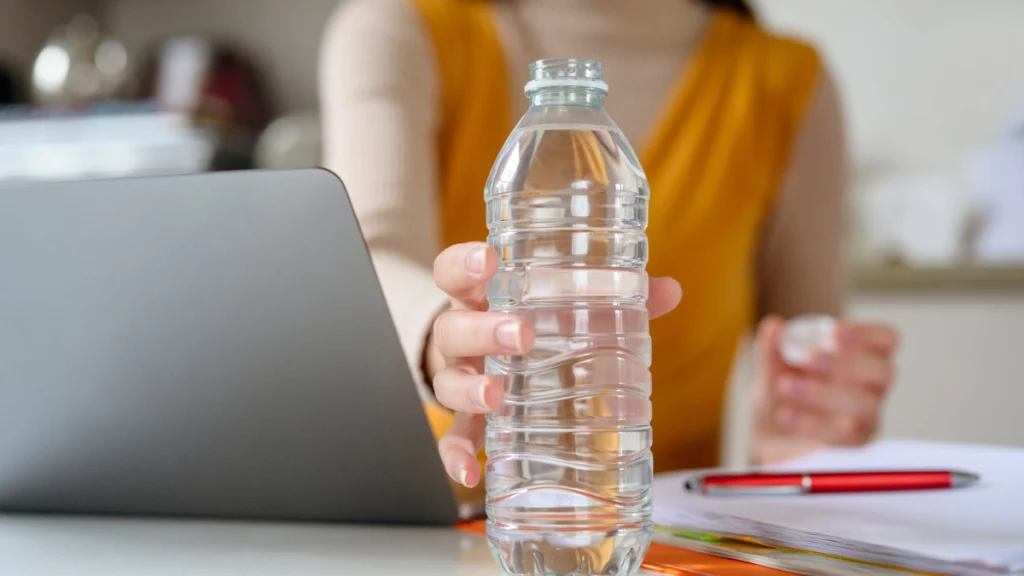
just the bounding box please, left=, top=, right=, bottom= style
left=0, top=515, right=505, bottom=575
left=0, top=515, right=691, bottom=575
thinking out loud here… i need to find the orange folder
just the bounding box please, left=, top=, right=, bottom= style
left=457, top=520, right=789, bottom=575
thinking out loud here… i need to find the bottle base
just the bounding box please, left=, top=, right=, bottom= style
left=486, top=521, right=652, bottom=576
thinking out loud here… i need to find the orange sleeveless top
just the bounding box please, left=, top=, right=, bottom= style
left=412, top=0, right=821, bottom=472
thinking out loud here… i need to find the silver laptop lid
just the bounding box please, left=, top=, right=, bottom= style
left=0, top=169, right=458, bottom=525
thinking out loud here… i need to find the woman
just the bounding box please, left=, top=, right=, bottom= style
left=320, top=0, right=899, bottom=488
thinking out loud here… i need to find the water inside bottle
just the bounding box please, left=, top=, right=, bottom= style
left=484, top=60, right=654, bottom=576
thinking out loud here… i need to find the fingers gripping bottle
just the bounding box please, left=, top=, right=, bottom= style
left=485, top=58, right=654, bottom=576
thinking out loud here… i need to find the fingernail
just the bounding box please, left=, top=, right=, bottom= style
left=496, top=322, right=522, bottom=352
left=458, top=467, right=469, bottom=487
left=469, top=378, right=492, bottom=410
left=465, top=247, right=487, bottom=275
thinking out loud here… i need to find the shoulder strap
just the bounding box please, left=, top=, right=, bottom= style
left=405, top=0, right=511, bottom=248
left=407, top=0, right=471, bottom=126
left=747, top=16, right=823, bottom=212
left=643, top=10, right=822, bottom=222
left=755, top=18, right=823, bottom=162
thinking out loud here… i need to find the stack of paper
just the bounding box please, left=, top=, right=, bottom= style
left=653, top=440, right=1024, bottom=575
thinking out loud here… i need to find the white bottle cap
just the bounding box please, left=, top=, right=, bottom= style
left=778, top=315, right=837, bottom=368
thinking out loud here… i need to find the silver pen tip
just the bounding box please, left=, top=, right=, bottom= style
left=684, top=477, right=704, bottom=493
left=951, top=471, right=980, bottom=488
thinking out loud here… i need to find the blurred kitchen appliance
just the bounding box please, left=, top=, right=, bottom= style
left=136, top=38, right=274, bottom=170
left=32, top=14, right=128, bottom=107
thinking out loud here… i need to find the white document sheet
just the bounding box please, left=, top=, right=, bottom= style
left=653, top=440, right=1024, bottom=574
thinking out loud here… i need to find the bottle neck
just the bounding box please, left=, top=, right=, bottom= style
left=529, top=87, right=605, bottom=108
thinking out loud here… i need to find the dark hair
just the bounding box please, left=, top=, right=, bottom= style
left=696, top=0, right=755, bottom=19
left=483, top=0, right=757, bottom=20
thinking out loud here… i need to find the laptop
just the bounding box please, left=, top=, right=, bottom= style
left=0, top=169, right=463, bottom=525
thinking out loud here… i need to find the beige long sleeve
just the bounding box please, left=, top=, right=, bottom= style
left=319, top=0, right=447, bottom=399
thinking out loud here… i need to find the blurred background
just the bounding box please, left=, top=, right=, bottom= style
left=1, top=0, right=1021, bottom=461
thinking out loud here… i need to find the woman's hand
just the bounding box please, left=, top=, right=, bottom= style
left=426, top=242, right=683, bottom=487
left=752, top=316, right=900, bottom=465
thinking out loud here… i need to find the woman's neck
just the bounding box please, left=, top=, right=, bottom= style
left=513, top=0, right=709, bottom=48
left=496, top=0, right=714, bottom=146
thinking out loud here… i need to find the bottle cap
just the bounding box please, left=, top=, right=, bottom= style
left=778, top=315, right=837, bottom=367
left=525, top=58, right=609, bottom=95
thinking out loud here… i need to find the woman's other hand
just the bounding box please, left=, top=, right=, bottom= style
left=753, top=316, right=900, bottom=465
left=427, top=242, right=682, bottom=487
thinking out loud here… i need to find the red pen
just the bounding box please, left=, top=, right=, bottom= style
left=684, top=470, right=980, bottom=496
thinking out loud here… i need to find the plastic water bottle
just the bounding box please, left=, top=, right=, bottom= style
left=485, top=58, right=653, bottom=576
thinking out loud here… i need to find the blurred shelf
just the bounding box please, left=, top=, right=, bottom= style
left=853, top=264, right=1024, bottom=293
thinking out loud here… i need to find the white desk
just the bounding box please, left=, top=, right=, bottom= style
left=0, top=515, right=504, bottom=575
left=0, top=515, right=672, bottom=575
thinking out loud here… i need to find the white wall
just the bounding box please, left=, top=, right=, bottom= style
left=0, top=0, right=99, bottom=72
left=758, top=0, right=1024, bottom=178
left=101, top=0, right=340, bottom=112
left=854, top=293, right=1024, bottom=446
